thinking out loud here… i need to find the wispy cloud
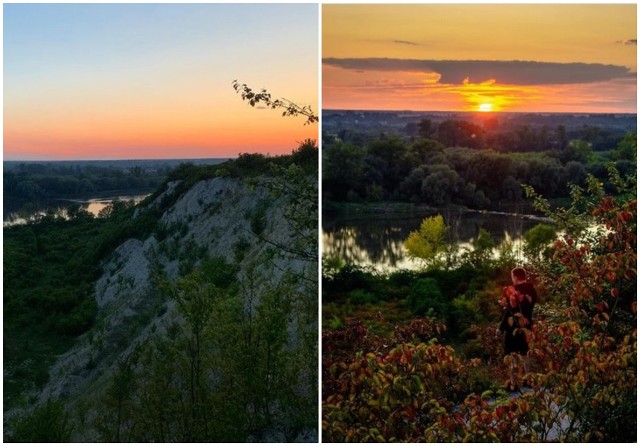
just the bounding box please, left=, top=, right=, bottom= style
left=393, top=39, right=419, bottom=46
left=323, top=57, right=634, bottom=85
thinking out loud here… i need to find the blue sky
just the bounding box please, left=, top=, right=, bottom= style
left=4, top=3, right=319, bottom=160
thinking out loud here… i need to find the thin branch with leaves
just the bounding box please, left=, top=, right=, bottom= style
left=232, top=80, right=318, bottom=125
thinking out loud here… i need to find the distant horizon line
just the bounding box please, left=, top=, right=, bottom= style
left=322, top=108, right=637, bottom=116
left=3, top=156, right=234, bottom=163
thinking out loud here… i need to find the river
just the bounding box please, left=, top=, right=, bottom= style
left=3, top=194, right=149, bottom=227
left=323, top=209, right=551, bottom=272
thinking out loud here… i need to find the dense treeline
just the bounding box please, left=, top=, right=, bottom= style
left=323, top=125, right=636, bottom=209
left=326, top=114, right=634, bottom=154
left=404, top=118, right=630, bottom=153
left=3, top=163, right=169, bottom=207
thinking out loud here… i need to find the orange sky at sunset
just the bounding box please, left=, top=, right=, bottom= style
left=4, top=96, right=317, bottom=160
left=323, top=4, right=636, bottom=113
left=4, top=4, right=318, bottom=160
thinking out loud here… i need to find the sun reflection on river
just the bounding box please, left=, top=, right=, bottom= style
left=323, top=211, right=540, bottom=273
left=3, top=195, right=149, bottom=227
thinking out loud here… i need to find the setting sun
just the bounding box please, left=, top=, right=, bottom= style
left=323, top=4, right=636, bottom=113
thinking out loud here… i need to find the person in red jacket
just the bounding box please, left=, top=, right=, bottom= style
left=497, top=267, right=537, bottom=390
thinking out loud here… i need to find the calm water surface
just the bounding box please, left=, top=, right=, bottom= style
left=3, top=195, right=149, bottom=227
left=323, top=210, right=548, bottom=272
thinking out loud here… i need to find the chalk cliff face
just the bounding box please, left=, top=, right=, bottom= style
left=38, top=171, right=317, bottom=441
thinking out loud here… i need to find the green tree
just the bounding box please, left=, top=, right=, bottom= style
left=420, top=164, right=461, bottom=206
left=404, top=215, right=447, bottom=268
left=560, top=139, right=594, bottom=164
left=436, top=119, right=485, bottom=149
left=418, top=118, right=433, bottom=139
left=611, top=132, right=637, bottom=161
left=408, top=138, right=445, bottom=166
left=564, top=161, right=587, bottom=186
left=463, top=228, right=496, bottom=268
left=165, top=273, right=220, bottom=440
left=264, top=146, right=318, bottom=263
left=96, top=356, right=138, bottom=442
left=322, top=141, right=367, bottom=200
left=556, top=124, right=569, bottom=151
left=523, top=223, right=556, bottom=262
left=367, top=136, right=411, bottom=195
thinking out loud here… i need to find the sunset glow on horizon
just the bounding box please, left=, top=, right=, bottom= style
left=4, top=4, right=318, bottom=161
left=323, top=4, right=636, bottom=114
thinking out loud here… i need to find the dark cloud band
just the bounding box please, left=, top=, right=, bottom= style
left=323, top=57, right=634, bottom=85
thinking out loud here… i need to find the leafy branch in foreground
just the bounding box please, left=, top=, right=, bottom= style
left=232, top=80, right=318, bottom=125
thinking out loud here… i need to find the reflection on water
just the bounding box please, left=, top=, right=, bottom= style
left=323, top=210, right=546, bottom=272
left=76, top=196, right=146, bottom=216
left=3, top=195, right=148, bottom=227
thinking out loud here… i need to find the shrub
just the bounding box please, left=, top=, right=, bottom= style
left=449, top=294, right=482, bottom=334
left=348, top=289, right=378, bottom=305
left=387, top=269, right=419, bottom=288
left=249, top=200, right=270, bottom=236
left=233, top=237, right=251, bottom=262
left=406, top=278, right=446, bottom=318
left=328, top=315, right=343, bottom=330
left=324, top=264, right=379, bottom=295
left=198, top=256, right=239, bottom=289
